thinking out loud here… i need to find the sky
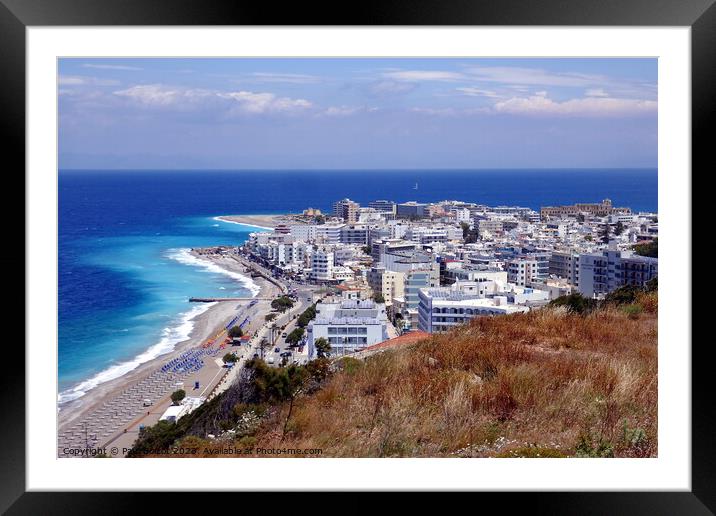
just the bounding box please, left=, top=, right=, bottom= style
left=58, top=58, right=657, bottom=170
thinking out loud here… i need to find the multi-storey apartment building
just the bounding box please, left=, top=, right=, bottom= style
left=578, top=249, right=658, bottom=297
left=367, top=266, right=405, bottom=307
left=396, top=201, right=428, bottom=219
left=549, top=249, right=580, bottom=287
left=368, top=199, right=396, bottom=214
left=507, top=258, right=540, bottom=287
left=309, top=248, right=334, bottom=282
left=371, top=239, right=419, bottom=265
left=340, top=224, right=370, bottom=245
left=307, top=299, right=389, bottom=355
left=417, top=282, right=529, bottom=334
left=333, top=198, right=360, bottom=223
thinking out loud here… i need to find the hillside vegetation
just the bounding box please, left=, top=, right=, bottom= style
left=131, top=288, right=657, bottom=458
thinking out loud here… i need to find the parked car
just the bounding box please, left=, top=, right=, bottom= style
left=274, top=347, right=280, bottom=353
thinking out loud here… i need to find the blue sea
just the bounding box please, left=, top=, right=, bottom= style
left=58, top=169, right=657, bottom=402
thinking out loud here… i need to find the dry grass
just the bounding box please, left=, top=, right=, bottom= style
left=186, top=301, right=658, bottom=458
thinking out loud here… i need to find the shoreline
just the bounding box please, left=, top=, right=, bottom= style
left=216, top=213, right=310, bottom=229
left=57, top=249, right=282, bottom=450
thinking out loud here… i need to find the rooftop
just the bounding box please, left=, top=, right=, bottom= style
left=313, top=317, right=383, bottom=326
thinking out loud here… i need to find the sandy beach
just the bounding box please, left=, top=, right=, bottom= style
left=217, top=213, right=308, bottom=229
left=57, top=249, right=283, bottom=457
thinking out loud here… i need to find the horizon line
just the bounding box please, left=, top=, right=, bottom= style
left=58, top=167, right=657, bottom=172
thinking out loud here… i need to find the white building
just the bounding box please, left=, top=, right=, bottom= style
left=578, top=249, right=658, bottom=297
left=340, top=225, right=370, bottom=245
left=309, top=249, right=334, bottom=281
left=315, top=224, right=343, bottom=244
left=290, top=225, right=317, bottom=242
left=507, top=258, right=539, bottom=287
left=367, top=266, right=405, bottom=306
left=454, top=208, right=471, bottom=224
left=445, top=267, right=508, bottom=285
left=417, top=282, right=529, bottom=334
left=307, top=299, right=389, bottom=355
left=406, top=225, right=463, bottom=245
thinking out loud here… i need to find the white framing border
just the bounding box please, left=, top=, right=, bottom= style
left=27, top=27, right=690, bottom=491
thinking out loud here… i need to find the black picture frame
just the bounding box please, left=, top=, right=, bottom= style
left=1, top=0, right=707, bottom=511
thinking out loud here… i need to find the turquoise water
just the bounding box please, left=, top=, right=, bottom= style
left=58, top=215, right=268, bottom=402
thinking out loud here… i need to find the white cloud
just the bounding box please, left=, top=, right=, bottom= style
left=321, top=106, right=362, bottom=117
left=82, top=64, right=143, bottom=71
left=382, top=70, right=466, bottom=82
left=113, top=84, right=312, bottom=115
left=585, top=88, right=609, bottom=97
left=464, top=66, right=604, bottom=87
left=493, top=93, right=657, bottom=117
left=220, top=91, right=312, bottom=114
left=59, top=75, right=120, bottom=86
left=456, top=87, right=501, bottom=98
left=114, top=84, right=212, bottom=106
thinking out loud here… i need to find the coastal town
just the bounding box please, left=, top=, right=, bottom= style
left=58, top=196, right=658, bottom=458
left=227, top=196, right=657, bottom=354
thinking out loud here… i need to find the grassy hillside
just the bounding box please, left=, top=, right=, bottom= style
left=132, top=290, right=657, bottom=458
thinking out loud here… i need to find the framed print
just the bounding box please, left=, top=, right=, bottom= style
left=2, top=0, right=710, bottom=511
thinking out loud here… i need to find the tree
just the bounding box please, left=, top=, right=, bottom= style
left=585, top=235, right=593, bottom=242
left=264, top=313, right=278, bottom=322
left=576, top=213, right=586, bottom=223
left=228, top=325, right=243, bottom=338
left=614, top=221, right=625, bottom=236
left=271, top=296, right=295, bottom=312
left=604, top=285, right=641, bottom=306
left=315, top=337, right=331, bottom=358
left=633, top=238, right=658, bottom=258
left=259, top=337, right=269, bottom=359
left=460, top=221, right=479, bottom=244
left=223, top=353, right=238, bottom=364
left=297, top=304, right=317, bottom=328
left=286, top=327, right=305, bottom=345
left=243, top=359, right=312, bottom=440
left=372, top=292, right=385, bottom=304
left=170, top=389, right=186, bottom=405
left=549, top=293, right=598, bottom=315
left=599, top=223, right=611, bottom=244
left=362, top=245, right=372, bottom=255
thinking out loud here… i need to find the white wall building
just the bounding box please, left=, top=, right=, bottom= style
left=578, top=249, right=658, bottom=297
left=417, top=282, right=529, bottom=334
left=309, top=249, right=334, bottom=281
left=307, top=300, right=389, bottom=355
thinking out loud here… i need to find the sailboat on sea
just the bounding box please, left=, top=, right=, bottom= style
left=414, top=182, right=418, bottom=190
